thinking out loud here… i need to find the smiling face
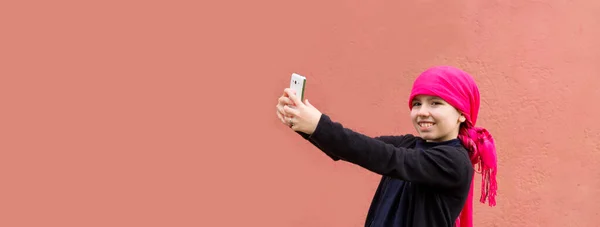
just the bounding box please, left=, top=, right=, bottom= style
left=410, top=95, right=466, bottom=142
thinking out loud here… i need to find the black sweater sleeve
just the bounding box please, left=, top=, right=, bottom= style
left=297, top=131, right=342, bottom=161
left=297, top=128, right=413, bottom=161
left=306, top=114, right=471, bottom=188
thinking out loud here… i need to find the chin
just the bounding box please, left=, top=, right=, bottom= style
left=419, top=133, right=442, bottom=141
left=419, top=134, right=435, bottom=140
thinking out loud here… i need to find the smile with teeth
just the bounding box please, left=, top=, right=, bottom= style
left=418, top=122, right=435, bottom=128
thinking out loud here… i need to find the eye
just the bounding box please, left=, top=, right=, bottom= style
left=412, top=102, right=421, bottom=107
left=431, top=101, right=443, bottom=106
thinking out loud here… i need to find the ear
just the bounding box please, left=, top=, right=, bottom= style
left=459, top=115, right=466, bottom=123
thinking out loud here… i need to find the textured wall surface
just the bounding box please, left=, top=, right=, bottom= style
left=2, top=0, right=600, bottom=226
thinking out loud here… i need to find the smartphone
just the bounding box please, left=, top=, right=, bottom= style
left=290, top=73, right=306, bottom=101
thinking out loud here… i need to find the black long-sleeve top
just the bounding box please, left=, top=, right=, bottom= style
left=298, top=114, right=474, bottom=227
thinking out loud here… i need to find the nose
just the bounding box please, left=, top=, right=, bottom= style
left=417, top=105, right=431, bottom=117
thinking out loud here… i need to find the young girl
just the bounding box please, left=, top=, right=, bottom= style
left=275, top=66, right=497, bottom=227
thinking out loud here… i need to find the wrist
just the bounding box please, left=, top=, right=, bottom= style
left=306, top=113, right=323, bottom=134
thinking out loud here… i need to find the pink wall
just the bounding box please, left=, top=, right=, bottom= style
left=3, top=0, right=600, bottom=226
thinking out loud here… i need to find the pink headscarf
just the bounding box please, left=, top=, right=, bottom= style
left=408, top=66, right=498, bottom=227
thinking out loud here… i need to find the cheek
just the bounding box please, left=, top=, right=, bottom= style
left=431, top=109, right=458, bottom=124
left=409, top=110, right=418, bottom=121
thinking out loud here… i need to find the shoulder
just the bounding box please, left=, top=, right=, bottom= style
left=430, top=144, right=473, bottom=170
left=422, top=144, right=474, bottom=187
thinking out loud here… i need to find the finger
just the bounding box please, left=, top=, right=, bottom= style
left=286, top=116, right=295, bottom=128
left=283, top=88, right=295, bottom=97
left=277, top=105, right=290, bottom=118
left=277, top=111, right=285, bottom=124
left=278, top=96, right=293, bottom=106
left=276, top=110, right=287, bottom=124
left=277, top=103, right=294, bottom=118
left=285, top=89, right=305, bottom=108
left=284, top=88, right=297, bottom=94
left=283, top=104, right=300, bottom=116
left=287, top=116, right=297, bottom=130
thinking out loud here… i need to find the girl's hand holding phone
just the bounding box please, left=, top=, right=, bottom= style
left=276, top=88, right=322, bottom=134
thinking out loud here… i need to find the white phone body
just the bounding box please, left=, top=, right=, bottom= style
left=290, top=73, right=306, bottom=101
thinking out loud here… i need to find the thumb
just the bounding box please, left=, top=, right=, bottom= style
left=304, top=99, right=313, bottom=107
